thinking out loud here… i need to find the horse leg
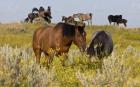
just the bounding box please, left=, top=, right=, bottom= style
left=45, top=54, right=50, bottom=65
left=34, top=49, right=41, bottom=63
left=90, top=20, right=93, bottom=29
left=117, top=22, right=119, bottom=26
left=30, top=19, right=33, bottom=23
left=91, top=19, right=92, bottom=27
left=61, top=53, right=68, bottom=66
left=114, top=22, right=115, bottom=26
left=108, top=20, right=111, bottom=25
left=124, top=23, right=127, bottom=27
left=48, top=18, right=51, bottom=23
left=87, top=21, right=89, bottom=27
left=45, top=52, right=53, bottom=66
left=109, top=21, right=111, bottom=25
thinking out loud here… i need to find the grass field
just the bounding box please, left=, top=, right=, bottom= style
left=0, top=23, right=140, bottom=87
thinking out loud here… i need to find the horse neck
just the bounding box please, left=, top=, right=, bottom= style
left=54, top=27, right=73, bottom=50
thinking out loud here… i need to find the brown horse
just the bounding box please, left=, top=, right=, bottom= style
left=73, top=13, right=92, bottom=26
left=33, top=22, right=86, bottom=64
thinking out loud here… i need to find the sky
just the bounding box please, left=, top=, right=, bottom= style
left=0, top=0, right=140, bottom=28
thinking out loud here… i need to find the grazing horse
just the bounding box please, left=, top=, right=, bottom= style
left=87, top=31, right=113, bottom=58
left=117, top=19, right=127, bottom=27
left=33, top=22, right=86, bottom=64
left=27, top=13, right=39, bottom=23
left=73, top=13, right=92, bottom=26
left=62, top=16, right=75, bottom=23
left=108, top=15, right=122, bottom=25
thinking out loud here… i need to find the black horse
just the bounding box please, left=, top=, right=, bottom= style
left=43, top=6, right=52, bottom=23
left=117, top=19, right=127, bottom=27
left=32, top=6, right=45, bottom=13
left=108, top=15, right=122, bottom=25
left=25, top=6, right=52, bottom=23
left=27, top=13, right=39, bottom=23
left=87, top=31, right=113, bottom=58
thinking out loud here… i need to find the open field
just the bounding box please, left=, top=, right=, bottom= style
left=0, top=23, right=140, bottom=87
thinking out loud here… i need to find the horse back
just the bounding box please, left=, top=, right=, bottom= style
left=33, top=26, right=54, bottom=51
left=87, top=31, right=113, bottom=58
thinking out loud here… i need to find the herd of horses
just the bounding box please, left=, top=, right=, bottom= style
left=33, top=21, right=113, bottom=65
left=30, top=6, right=129, bottom=64
left=24, top=6, right=52, bottom=23
left=24, top=6, right=127, bottom=27
left=108, top=15, right=127, bottom=27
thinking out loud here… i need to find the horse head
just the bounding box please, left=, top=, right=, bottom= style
left=62, top=16, right=67, bottom=22
left=39, top=6, right=45, bottom=12
left=73, top=22, right=86, bottom=52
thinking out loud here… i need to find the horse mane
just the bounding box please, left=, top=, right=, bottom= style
left=54, top=22, right=76, bottom=37
left=88, top=31, right=109, bottom=53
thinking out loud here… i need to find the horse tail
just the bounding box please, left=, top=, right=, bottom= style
left=124, top=19, right=127, bottom=27
left=89, top=13, right=92, bottom=18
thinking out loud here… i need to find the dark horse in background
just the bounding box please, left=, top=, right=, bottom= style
left=25, top=6, right=52, bottom=23
left=32, top=6, right=45, bottom=13
left=35, top=6, right=52, bottom=23
left=33, top=22, right=86, bottom=64
left=108, top=15, right=122, bottom=26
left=116, top=19, right=127, bottom=27
left=25, top=13, right=39, bottom=23
left=43, top=6, right=52, bottom=23
left=87, top=31, right=113, bottom=59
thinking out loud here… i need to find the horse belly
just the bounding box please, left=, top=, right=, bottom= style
left=58, top=45, right=70, bottom=53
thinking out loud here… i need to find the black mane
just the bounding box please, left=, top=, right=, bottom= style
left=55, top=22, right=76, bottom=37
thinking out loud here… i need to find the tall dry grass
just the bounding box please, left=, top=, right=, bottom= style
left=0, top=23, right=140, bottom=87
